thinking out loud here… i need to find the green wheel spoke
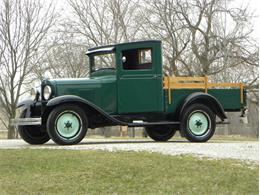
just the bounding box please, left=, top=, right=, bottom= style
left=188, top=111, right=209, bottom=136
left=56, top=111, right=81, bottom=139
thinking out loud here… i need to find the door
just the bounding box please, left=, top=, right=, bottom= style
left=117, top=47, right=163, bottom=113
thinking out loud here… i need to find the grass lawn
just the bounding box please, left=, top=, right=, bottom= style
left=0, top=150, right=258, bottom=195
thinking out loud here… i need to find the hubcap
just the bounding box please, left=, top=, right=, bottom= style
left=188, top=111, right=209, bottom=136
left=56, top=111, right=81, bottom=139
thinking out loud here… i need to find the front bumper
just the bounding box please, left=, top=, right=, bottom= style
left=11, top=118, right=42, bottom=126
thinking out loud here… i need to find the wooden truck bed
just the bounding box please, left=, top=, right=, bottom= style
left=163, top=76, right=245, bottom=113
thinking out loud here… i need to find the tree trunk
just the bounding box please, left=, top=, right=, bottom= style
left=7, top=125, right=16, bottom=139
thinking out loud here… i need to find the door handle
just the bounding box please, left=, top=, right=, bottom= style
left=153, top=75, right=162, bottom=79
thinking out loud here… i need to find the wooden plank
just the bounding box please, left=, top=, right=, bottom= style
left=163, top=76, right=244, bottom=104
left=171, top=83, right=205, bottom=89
left=164, top=77, right=242, bottom=88
left=208, top=83, right=241, bottom=88
left=205, top=76, right=208, bottom=93
left=240, top=83, right=244, bottom=103
left=168, top=77, right=171, bottom=104
left=169, top=77, right=206, bottom=82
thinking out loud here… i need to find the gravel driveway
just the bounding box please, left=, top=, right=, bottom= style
left=0, top=139, right=258, bottom=162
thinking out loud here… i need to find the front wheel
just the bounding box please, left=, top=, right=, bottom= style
left=180, top=104, right=216, bottom=142
left=18, top=110, right=50, bottom=145
left=47, top=104, right=88, bottom=145
left=145, top=125, right=176, bottom=142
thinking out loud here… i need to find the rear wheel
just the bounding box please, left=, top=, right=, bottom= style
left=47, top=104, right=88, bottom=145
left=18, top=111, right=50, bottom=145
left=180, top=104, right=216, bottom=142
left=145, top=125, right=176, bottom=142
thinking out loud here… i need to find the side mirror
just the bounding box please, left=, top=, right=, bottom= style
left=122, top=56, right=126, bottom=63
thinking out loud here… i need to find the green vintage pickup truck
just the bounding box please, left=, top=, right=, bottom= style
left=12, top=40, right=246, bottom=145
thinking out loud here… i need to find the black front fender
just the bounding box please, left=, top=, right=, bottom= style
left=17, top=99, right=41, bottom=118
left=47, top=95, right=97, bottom=108
left=44, top=95, right=126, bottom=127
left=17, top=99, right=34, bottom=108
left=179, top=92, right=227, bottom=120
left=17, top=99, right=34, bottom=117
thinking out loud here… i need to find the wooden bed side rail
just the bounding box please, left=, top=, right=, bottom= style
left=163, top=76, right=244, bottom=104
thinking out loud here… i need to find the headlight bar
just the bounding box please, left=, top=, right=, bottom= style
left=30, top=87, right=40, bottom=101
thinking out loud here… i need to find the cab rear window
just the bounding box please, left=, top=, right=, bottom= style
left=122, top=48, right=152, bottom=70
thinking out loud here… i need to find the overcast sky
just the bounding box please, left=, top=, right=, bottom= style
left=50, top=0, right=259, bottom=40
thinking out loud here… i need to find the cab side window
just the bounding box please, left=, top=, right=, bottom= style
left=122, top=48, right=152, bottom=70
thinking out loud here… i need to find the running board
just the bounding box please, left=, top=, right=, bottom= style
left=127, top=121, right=180, bottom=127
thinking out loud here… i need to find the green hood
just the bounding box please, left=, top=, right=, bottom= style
left=43, top=75, right=117, bottom=114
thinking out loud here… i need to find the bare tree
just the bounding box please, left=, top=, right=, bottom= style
left=143, top=0, right=258, bottom=81
left=32, top=31, right=89, bottom=79
left=174, top=0, right=257, bottom=77
left=67, top=0, right=144, bottom=46
left=0, top=0, right=56, bottom=138
left=142, top=0, right=190, bottom=76
left=47, top=43, right=88, bottom=78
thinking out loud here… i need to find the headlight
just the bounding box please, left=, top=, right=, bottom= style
left=43, top=85, right=52, bottom=100
left=30, top=87, right=40, bottom=100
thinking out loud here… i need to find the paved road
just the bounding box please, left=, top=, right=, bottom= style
left=0, top=139, right=258, bottom=162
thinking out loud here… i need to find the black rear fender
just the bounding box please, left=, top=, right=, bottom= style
left=179, top=92, right=227, bottom=121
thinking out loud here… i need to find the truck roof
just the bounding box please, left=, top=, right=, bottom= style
left=86, top=40, right=161, bottom=55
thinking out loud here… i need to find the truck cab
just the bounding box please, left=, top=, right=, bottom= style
left=12, top=40, right=247, bottom=145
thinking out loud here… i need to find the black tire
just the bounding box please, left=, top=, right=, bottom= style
left=18, top=111, right=50, bottom=145
left=145, top=125, right=176, bottom=142
left=47, top=104, right=88, bottom=145
left=180, top=103, right=216, bottom=142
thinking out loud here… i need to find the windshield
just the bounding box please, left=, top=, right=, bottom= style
left=91, top=52, right=116, bottom=72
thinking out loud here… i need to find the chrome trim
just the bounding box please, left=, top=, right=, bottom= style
left=10, top=118, right=42, bottom=126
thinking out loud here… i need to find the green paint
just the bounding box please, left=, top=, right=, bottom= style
left=41, top=40, right=244, bottom=116
left=56, top=112, right=81, bottom=138
left=208, top=89, right=243, bottom=109
left=51, top=76, right=117, bottom=114
left=188, top=112, right=209, bottom=135
left=116, top=41, right=163, bottom=113
left=165, top=88, right=244, bottom=113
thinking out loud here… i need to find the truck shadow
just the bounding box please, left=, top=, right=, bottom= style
left=43, top=140, right=189, bottom=146
left=80, top=140, right=189, bottom=145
